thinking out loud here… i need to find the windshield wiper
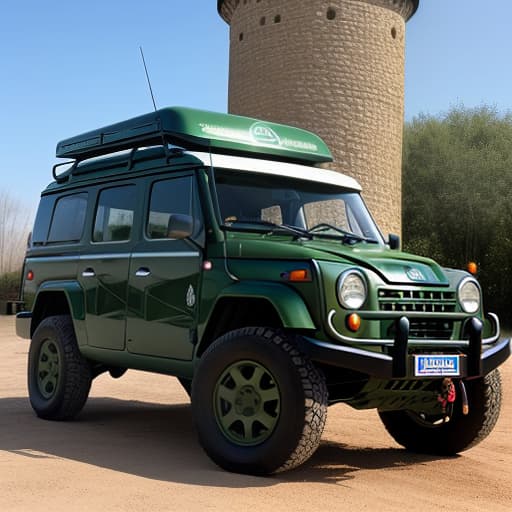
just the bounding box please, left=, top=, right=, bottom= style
left=307, top=223, right=377, bottom=244
left=225, top=220, right=313, bottom=239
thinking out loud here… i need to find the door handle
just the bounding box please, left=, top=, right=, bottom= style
left=135, top=268, right=151, bottom=277
left=82, top=268, right=96, bottom=278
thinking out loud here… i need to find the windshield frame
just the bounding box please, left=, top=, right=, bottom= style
left=210, top=166, right=385, bottom=245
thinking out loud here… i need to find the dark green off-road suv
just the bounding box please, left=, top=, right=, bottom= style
left=17, top=107, right=510, bottom=475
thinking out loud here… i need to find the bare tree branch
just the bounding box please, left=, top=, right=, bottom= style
left=0, top=191, right=32, bottom=274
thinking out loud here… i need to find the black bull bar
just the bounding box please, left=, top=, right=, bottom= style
left=299, top=315, right=511, bottom=379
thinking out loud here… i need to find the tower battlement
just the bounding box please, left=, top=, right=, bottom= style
left=218, top=0, right=419, bottom=24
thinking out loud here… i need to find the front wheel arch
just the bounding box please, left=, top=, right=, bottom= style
left=197, top=297, right=283, bottom=357
left=197, top=283, right=317, bottom=358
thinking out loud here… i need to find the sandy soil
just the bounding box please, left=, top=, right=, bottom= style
left=0, top=315, right=510, bottom=512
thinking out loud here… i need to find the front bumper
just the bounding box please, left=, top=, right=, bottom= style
left=299, top=315, right=510, bottom=379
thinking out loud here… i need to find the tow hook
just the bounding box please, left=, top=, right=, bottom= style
left=459, top=380, right=469, bottom=415
left=434, top=378, right=470, bottom=424
left=436, top=378, right=457, bottom=424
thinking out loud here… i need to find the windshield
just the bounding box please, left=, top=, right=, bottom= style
left=214, top=169, right=384, bottom=244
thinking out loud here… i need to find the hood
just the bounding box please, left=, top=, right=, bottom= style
left=225, top=236, right=449, bottom=286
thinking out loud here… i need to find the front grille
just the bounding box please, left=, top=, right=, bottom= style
left=409, top=319, right=454, bottom=340
left=378, top=289, right=456, bottom=313
left=379, top=288, right=457, bottom=340
left=387, top=319, right=454, bottom=340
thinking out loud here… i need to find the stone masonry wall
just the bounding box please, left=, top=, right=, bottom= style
left=220, top=0, right=417, bottom=236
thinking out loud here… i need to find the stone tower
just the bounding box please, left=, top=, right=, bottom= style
left=217, top=0, right=419, bottom=236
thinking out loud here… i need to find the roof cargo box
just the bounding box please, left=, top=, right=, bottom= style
left=56, top=107, right=333, bottom=165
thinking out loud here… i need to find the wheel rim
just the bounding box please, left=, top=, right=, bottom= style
left=37, top=338, right=60, bottom=399
left=214, top=360, right=281, bottom=446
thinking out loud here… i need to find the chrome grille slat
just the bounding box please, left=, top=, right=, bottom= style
left=379, top=288, right=456, bottom=340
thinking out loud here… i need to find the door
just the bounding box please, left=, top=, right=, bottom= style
left=126, top=173, right=204, bottom=360
left=78, top=183, right=139, bottom=350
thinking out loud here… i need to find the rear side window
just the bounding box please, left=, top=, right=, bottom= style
left=47, top=193, right=88, bottom=243
left=32, top=196, right=54, bottom=245
left=93, top=185, right=136, bottom=242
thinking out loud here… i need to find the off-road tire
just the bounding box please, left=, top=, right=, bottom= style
left=191, top=327, right=328, bottom=475
left=379, top=369, right=502, bottom=454
left=28, top=315, right=92, bottom=420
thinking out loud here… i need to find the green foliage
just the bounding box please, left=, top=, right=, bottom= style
left=403, top=106, right=512, bottom=327
left=0, top=270, right=21, bottom=300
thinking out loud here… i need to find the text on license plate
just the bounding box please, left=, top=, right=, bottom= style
left=414, top=355, right=460, bottom=377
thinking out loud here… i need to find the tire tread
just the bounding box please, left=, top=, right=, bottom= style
left=29, top=315, right=91, bottom=421
left=195, top=327, right=328, bottom=474
left=378, top=370, right=502, bottom=455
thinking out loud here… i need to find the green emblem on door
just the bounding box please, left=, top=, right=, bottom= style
left=186, top=285, right=196, bottom=308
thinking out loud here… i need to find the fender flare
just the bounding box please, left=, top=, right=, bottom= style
left=208, top=280, right=316, bottom=330
left=34, top=280, right=86, bottom=320
left=31, top=281, right=88, bottom=345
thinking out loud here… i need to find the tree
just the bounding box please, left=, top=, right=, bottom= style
left=402, top=106, right=512, bottom=326
left=0, top=191, right=32, bottom=275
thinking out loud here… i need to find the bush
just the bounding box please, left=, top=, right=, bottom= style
left=0, top=191, right=32, bottom=274
left=0, top=270, right=22, bottom=300
left=403, top=106, right=512, bottom=328
left=3, top=112, right=510, bottom=326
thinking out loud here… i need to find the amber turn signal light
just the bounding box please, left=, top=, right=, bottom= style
left=281, top=269, right=311, bottom=282
left=467, top=262, right=478, bottom=275
left=347, top=313, right=361, bottom=332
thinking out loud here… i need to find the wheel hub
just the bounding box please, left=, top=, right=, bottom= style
left=37, top=339, right=60, bottom=399
left=235, top=385, right=262, bottom=417
left=214, top=360, right=280, bottom=446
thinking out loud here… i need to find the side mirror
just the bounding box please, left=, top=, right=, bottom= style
left=167, top=214, right=194, bottom=239
left=388, top=234, right=400, bottom=250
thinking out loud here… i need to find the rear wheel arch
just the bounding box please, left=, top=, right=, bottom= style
left=31, top=282, right=86, bottom=337
left=31, top=291, right=71, bottom=336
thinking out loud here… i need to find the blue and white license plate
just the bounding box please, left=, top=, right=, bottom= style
left=414, top=355, right=460, bottom=377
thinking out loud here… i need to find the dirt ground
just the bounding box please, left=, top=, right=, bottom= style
left=0, top=316, right=510, bottom=512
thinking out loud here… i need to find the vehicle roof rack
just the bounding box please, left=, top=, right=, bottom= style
left=56, top=107, right=333, bottom=165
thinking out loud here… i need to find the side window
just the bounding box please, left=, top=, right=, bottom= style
left=93, top=186, right=136, bottom=243
left=47, top=193, right=88, bottom=243
left=32, top=196, right=54, bottom=245
left=147, top=175, right=203, bottom=242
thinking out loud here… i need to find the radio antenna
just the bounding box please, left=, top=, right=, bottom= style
left=140, top=46, right=158, bottom=111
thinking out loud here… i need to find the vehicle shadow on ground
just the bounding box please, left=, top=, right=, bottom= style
left=287, top=441, right=444, bottom=484
left=0, top=396, right=447, bottom=487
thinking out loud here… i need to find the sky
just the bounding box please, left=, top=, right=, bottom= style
left=1, top=0, right=511, bottom=208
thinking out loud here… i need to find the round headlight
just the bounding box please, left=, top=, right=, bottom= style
left=337, top=271, right=367, bottom=310
left=458, top=278, right=481, bottom=314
